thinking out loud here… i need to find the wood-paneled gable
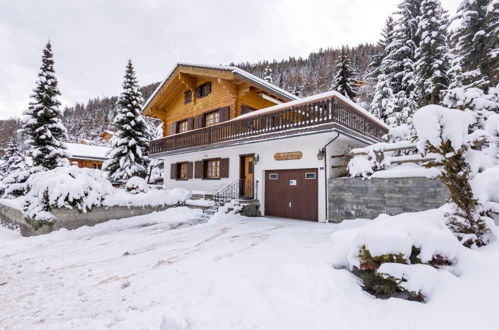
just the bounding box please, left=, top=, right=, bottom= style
left=144, top=65, right=294, bottom=137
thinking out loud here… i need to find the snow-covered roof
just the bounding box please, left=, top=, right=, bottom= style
left=236, top=90, right=389, bottom=129
left=142, top=63, right=298, bottom=114
left=65, top=143, right=109, bottom=160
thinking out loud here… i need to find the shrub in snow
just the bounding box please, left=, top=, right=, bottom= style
left=331, top=209, right=460, bottom=302
left=0, top=140, right=30, bottom=198
left=125, top=176, right=149, bottom=194
left=414, top=105, right=494, bottom=247
left=23, top=166, right=115, bottom=223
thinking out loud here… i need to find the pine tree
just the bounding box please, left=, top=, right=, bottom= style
left=414, top=0, right=451, bottom=106
left=332, top=49, right=358, bottom=100
left=21, top=42, right=68, bottom=172
left=0, top=139, right=30, bottom=198
left=383, top=0, right=422, bottom=121
left=103, top=60, right=150, bottom=182
left=369, top=16, right=397, bottom=122
left=371, top=74, right=397, bottom=123
left=263, top=65, right=273, bottom=83
left=450, top=0, right=499, bottom=90
left=368, top=16, right=396, bottom=81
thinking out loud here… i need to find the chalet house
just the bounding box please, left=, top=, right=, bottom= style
left=66, top=143, right=109, bottom=169
left=144, top=63, right=388, bottom=222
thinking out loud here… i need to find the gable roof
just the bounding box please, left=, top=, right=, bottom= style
left=66, top=143, right=109, bottom=161
left=142, top=63, right=297, bottom=116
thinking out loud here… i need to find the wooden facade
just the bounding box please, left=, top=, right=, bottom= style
left=69, top=158, right=103, bottom=169
left=143, top=64, right=296, bottom=137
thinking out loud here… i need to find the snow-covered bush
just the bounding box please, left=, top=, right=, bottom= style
left=331, top=209, right=460, bottom=302
left=23, top=166, right=115, bottom=222
left=414, top=105, right=494, bottom=247
left=22, top=166, right=191, bottom=224
left=0, top=140, right=31, bottom=199
left=126, top=176, right=149, bottom=194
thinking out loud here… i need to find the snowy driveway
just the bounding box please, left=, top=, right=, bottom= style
left=1, top=207, right=498, bottom=330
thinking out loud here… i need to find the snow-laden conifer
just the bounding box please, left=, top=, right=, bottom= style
left=103, top=60, right=150, bottom=182
left=0, top=139, right=30, bottom=198
left=21, top=42, right=68, bottom=172
left=371, top=74, right=396, bottom=123
left=450, top=0, right=498, bottom=90
left=331, top=49, right=358, bottom=100
left=263, top=65, right=273, bottom=83
left=414, top=0, right=451, bottom=106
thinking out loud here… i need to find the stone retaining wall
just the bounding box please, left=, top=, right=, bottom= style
left=328, top=177, right=449, bottom=222
left=0, top=203, right=201, bottom=236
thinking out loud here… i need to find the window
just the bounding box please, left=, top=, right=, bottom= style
left=305, top=172, right=316, bottom=179
left=97, top=164, right=102, bottom=170
left=178, top=120, right=188, bottom=133
left=205, top=111, right=220, bottom=127
left=92, top=164, right=97, bottom=169
left=196, top=82, right=211, bottom=98
left=177, top=162, right=189, bottom=180
left=205, top=159, right=220, bottom=178
left=269, top=173, right=278, bottom=180
left=184, top=90, right=192, bottom=104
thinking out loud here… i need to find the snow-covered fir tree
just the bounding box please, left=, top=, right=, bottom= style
left=369, top=16, right=397, bottom=122
left=371, top=74, right=397, bottom=123
left=103, top=60, right=150, bottom=182
left=383, top=0, right=421, bottom=122
left=0, top=139, right=30, bottom=198
left=21, top=42, right=68, bottom=171
left=414, top=0, right=451, bottom=106
left=263, top=65, right=273, bottom=83
left=331, top=49, right=358, bottom=100
left=368, top=16, right=396, bottom=81
left=450, top=0, right=498, bottom=90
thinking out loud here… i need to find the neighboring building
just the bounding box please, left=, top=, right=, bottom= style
left=143, top=63, right=388, bottom=222
left=66, top=143, right=109, bottom=169
left=99, top=130, right=114, bottom=143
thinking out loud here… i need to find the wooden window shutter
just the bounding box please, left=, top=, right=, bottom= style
left=170, top=122, right=177, bottom=135
left=187, top=162, right=193, bottom=179
left=206, top=82, right=211, bottom=94
left=220, top=158, right=229, bottom=178
left=194, top=161, right=204, bottom=178
left=195, top=114, right=204, bottom=129
left=170, top=163, right=177, bottom=179
left=187, top=117, right=194, bottom=130
left=219, top=106, right=230, bottom=122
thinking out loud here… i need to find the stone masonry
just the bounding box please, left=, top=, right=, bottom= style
left=328, top=177, right=449, bottom=222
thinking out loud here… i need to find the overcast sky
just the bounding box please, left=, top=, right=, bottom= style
left=0, top=0, right=460, bottom=120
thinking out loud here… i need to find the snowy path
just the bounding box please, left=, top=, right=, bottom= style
left=1, top=207, right=498, bottom=329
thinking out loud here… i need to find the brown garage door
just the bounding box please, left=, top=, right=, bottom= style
left=264, top=168, right=318, bottom=221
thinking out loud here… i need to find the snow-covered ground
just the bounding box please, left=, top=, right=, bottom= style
left=1, top=208, right=498, bottom=330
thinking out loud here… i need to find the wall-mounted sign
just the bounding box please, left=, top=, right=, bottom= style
left=289, top=179, right=297, bottom=186
left=274, top=151, right=303, bottom=161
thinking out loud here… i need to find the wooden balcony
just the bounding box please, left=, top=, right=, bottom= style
left=149, top=94, right=388, bottom=155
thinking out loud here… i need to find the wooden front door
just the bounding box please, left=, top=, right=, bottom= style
left=240, top=155, right=255, bottom=198
left=264, top=168, right=318, bottom=221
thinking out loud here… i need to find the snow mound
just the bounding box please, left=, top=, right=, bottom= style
left=126, top=176, right=149, bottom=194
left=413, top=105, right=475, bottom=151
left=331, top=209, right=463, bottom=300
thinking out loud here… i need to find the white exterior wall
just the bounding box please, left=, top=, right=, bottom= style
left=160, top=131, right=367, bottom=222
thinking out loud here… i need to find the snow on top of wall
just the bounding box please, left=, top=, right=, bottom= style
left=65, top=143, right=109, bottom=160
left=236, top=90, right=388, bottom=129
left=142, top=63, right=297, bottom=114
